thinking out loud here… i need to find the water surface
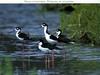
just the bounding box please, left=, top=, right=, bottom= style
left=0, top=4, right=100, bottom=75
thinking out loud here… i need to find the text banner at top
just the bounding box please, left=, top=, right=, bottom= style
left=0, top=0, right=100, bottom=3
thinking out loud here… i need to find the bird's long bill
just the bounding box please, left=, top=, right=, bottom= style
left=15, top=28, right=17, bottom=31
left=41, top=24, right=44, bottom=27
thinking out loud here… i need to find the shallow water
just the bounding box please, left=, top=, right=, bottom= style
left=0, top=4, right=59, bottom=36
left=0, top=4, right=100, bottom=75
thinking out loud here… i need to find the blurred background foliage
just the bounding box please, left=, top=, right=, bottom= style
left=61, top=4, right=100, bottom=45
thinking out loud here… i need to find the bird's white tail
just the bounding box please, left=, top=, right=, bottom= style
left=70, top=42, right=75, bottom=44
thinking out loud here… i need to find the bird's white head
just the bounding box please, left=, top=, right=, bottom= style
left=38, top=39, right=44, bottom=45
left=41, top=23, right=48, bottom=28
left=56, top=29, right=62, bottom=35
left=15, top=27, right=21, bottom=32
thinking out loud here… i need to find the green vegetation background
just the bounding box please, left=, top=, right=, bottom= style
left=60, top=4, right=100, bottom=45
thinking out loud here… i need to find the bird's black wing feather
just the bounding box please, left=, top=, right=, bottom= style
left=42, top=42, right=54, bottom=50
left=58, top=35, right=72, bottom=43
left=18, top=32, right=29, bottom=40
left=42, top=41, right=62, bottom=50
left=50, top=35, right=58, bottom=41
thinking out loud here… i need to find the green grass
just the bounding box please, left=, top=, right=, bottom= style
left=0, top=61, right=2, bottom=75
left=0, top=56, right=37, bottom=75
left=28, top=68, right=37, bottom=75
left=60, top=4, right=100, bottom=45
left=0, top=56, right=13, bottom=75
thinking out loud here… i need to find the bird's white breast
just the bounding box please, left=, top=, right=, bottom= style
left=44, top=26, right=57, bottom=44
left=56, top=31, right=60, bottom=38
left=45, top=34, right=57, bottom=44
left=16, top=32, right=23, bottom=40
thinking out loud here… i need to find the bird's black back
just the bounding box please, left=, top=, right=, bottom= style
left=18, top=32, right=30, bottom=40
left=41, top=41, right=54, bottom=50
left=50, top=35, right=58, bottom=41
left=58, top=34, right=72, bottom=43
